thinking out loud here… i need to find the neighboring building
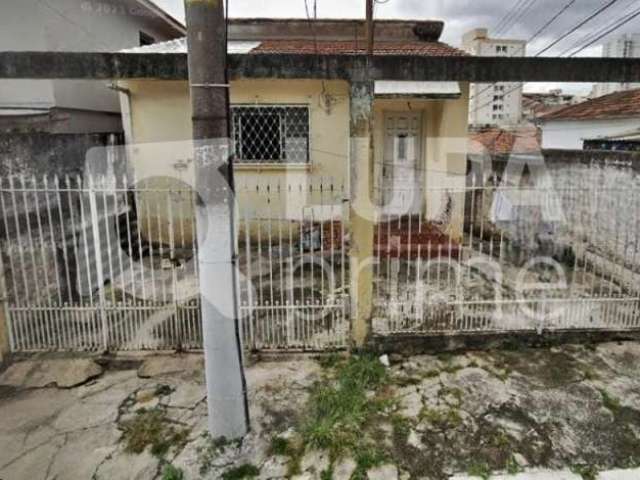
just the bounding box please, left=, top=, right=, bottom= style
left=539, top=88, right=640, bottom=150
left=0, top=0, right=184, bottom=134
left=117, top=18, right=471, bottom=239
left=521, top=90, right=584, bottom=123
left=583, top=128, right=640, bottom=152
left=462, top=28, right=526, bottom=127
left=591, top=33, right=640, bottom=98
left=469, top=126, right=541, bottom=156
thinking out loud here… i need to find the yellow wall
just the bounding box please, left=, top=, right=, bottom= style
left=119, top=79, right=469, bottom=243
left=372, top=84, right=470, bottom=239
left=122, top=79, right=350, bottom=188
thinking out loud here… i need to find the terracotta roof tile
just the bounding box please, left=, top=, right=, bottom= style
left=540, top=88, right=640, bottom=121
left=251, top=39, right=467, bottom=56
left=469, top=127, right=541, bottom=155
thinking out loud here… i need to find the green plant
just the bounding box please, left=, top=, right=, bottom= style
left=301, top=355, right=387, bottom=458
left=571, top=464, right=598, bottom=480
left=121, top=408, right=190, bottom=458
left=161, top=464, right=184, bottom=480
left=467, top=460, right=491, bottom=479
left=391, top=414, right=411, bottom=441
left=320, top=466, right=334, bottom=480
left=419, top=406, right=463, bottom=430
left=198, top=434, right=241, bottom=476
left=351, top=444, right=387, bottom=480
left=221, top=463, right=260, bottom=480
left=270, top=436, right=291, bottom=456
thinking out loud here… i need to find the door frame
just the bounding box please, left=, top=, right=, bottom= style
left=378, top=109, right=425, bottom=215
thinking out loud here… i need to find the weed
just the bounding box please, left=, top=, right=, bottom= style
left=467, top=460, right=491, bottom=479
left=391, top=414, right=411, bottom=441
left=571, top=464, right=598, bottom=480
left=439, top=386, right=464, bottom=407
left=351, top=444, right=387, bottom=480
left=320, top=466, right=334, bottom=480
left=419, top=406, right=463, bottom=430
left=121, top=408, right=190, bottom=458
left=301, top=355, right=387, bottom=458
left=198, top=434, right=241, bottom=476
left=270, top=436, right=291, bottom=456
left=423, top=369, right=441, bottom=379
left=161, top=464, right=184, bottom=480
left=394, top=375, right=422, bottom=387
left=220, top=463, right=260, bottom=480
left=317, top=352, right=343, bottom=370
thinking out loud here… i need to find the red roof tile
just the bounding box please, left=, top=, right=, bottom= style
left=251, top=39, right=467, bottom=56
left=469, top=127, right=541, bottom=155
left=540, top=88, right=640, bottom=121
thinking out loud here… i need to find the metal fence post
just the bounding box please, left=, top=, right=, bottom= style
left=88, top=177, right=109, bottom=351
left=0, top=253, right=11, bottom=363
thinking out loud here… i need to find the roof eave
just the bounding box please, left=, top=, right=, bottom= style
left=134, top=0, right=186, bottom=35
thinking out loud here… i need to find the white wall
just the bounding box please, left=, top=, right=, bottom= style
left=540, top=118, right=640, bottom=149
left=0, top=0, right=182, bottom=118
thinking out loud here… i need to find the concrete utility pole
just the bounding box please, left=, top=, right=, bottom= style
left=184, top=0, right=249, bottom=438
left=366, top=0, right=374, bottom=56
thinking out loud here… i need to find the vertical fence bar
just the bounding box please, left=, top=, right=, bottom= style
left=88, top=176, right=109, bottom=351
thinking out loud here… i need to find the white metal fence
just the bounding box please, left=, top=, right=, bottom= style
left=0, top=174, right=348, bottom=352
left=372, top=172, right=640, bottom=335
left=1, top=170, right=639, bottom=352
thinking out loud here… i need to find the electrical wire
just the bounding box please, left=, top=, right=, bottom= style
left=534, top=0, right=621, bottom=56
left=493, top=0, right=530, bottom=35
left=568, top=5, right=640, bottom=57
left=557, top=0, right=638, bottom=56
left=469, top=0, right=577, bottom=104
left=526, top=0, right=577, bottom=44
left=472, top=0, right=640, bottom=118
left=500, top=0, right=538, bottom=35
left=471, top=0, right=624, bottom=119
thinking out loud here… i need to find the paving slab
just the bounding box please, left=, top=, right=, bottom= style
left=598, top=468, right=640, bottom=479
left=137, top=354, right=204, bottom=378
left=0, top=358, right=103, bottom=388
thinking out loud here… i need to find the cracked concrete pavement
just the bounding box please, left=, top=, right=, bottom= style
left=1, top=342, right=640, bottom=479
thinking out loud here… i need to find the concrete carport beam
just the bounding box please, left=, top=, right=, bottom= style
left=1, top=52, right=640, bottom=82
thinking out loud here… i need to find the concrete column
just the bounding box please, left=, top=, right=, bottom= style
left=349, top=81, right=375, bottom=347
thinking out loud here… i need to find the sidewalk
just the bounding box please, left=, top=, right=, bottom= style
left=1, top=341, right=640, bottom=479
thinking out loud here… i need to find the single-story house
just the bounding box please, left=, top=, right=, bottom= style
left=116, top=18, right=471, bottom=241
left=538, top=88, right=640, bottom=150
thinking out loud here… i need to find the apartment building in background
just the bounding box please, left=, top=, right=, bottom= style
left=591, top=33, right=640, bottom=99
left=462, top=28, right=526, bottom=127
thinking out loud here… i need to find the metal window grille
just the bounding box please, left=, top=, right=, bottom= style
left=232, top=105, right=310, bottom=163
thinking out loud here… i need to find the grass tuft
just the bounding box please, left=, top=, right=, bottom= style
left=571, top=464, right=598, bottom=480
left=121, top=408, right=190, bottom=458
left=221, top=463, right=260, bottom=480
left=301, top=355, right=388, bottom=459
left=467, top=460, right=491, bottom=479
left=161, top=464, right=184, bottom=480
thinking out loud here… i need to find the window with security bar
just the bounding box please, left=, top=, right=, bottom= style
left=232, top=106, right=310, bottom=163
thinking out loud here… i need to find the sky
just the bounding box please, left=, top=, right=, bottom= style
left=156, top=0, right=640, bottom=95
